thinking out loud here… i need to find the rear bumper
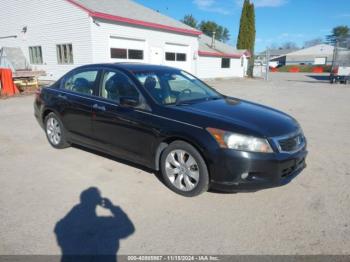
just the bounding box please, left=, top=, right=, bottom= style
left=209, top=147, right=308, bottom=192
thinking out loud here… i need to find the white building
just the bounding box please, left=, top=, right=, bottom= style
left=0, top=0, right=249, bottom=80
left=271, top=44, right=335, bottom=66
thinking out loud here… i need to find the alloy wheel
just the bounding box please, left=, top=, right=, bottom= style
left=46, top=117, right=62, bottom=146
left=165, top=149, right=200, bottom=191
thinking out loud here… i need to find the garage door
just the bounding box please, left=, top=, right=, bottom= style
left=110, top=36, right=146, bottom=62
left=164, top=43, right=191, bottom=72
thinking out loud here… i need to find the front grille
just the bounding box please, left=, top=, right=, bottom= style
left=278, top=133, right=305, bottom=153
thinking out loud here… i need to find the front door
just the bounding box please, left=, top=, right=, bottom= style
left=92, top=69, right=156, bottom=166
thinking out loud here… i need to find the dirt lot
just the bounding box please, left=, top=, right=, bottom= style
left=0, top=73, right=349, bottom=255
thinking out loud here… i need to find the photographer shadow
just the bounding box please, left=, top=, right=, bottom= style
left=54, top=187, right=135, bottom=262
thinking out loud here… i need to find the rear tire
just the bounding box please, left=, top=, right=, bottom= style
left=160, top=141, right=209, bottom=197
left=44, top=112, right=70, bottom=149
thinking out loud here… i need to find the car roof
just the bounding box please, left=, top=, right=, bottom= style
left=76, top=63, right=181, bottom=73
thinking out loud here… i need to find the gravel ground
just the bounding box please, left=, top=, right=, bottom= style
left=0, top=73, right=349, bottom=256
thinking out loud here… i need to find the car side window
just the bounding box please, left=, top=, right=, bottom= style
left=63, top=70, right=98, bottom=95
left=100, top=70, right=139, bottom=103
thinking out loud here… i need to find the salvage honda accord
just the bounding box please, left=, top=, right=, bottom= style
left=34, top=63, right=307, bottom=196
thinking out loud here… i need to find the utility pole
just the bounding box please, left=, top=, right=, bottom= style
left=265, top=48, right=270, bottom=81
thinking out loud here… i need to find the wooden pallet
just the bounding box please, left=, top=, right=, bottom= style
left=13, top=77, right=39, bottom=91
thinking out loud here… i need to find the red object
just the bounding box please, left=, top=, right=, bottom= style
left=289, top=67, right=300, bottom=73
left=66, top=0, right=202, bottom=36
left=312, top=67, right=324, bottom=73
left=270, top=67, right=278, bottom=72
left=332, top=66, right=339, bottom=75
left=0, top=68, right=20, bottom=96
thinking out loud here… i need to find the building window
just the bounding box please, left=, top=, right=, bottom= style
left=176, top=53, right=187, bottom=61
left=221, top=58, right=230, bottom=68
left=111, top=48, right=144, bottom=60
left=57, top=44, right=73, bottom=64
left=166, top=52, right=187, bottom=62
left=128, top=49, right=144, bottom=60
left=111, top=48, right=127, bottom=59
left=29, top=46, right=43, bottom=64
left=165, top=52, right=176, bottom=61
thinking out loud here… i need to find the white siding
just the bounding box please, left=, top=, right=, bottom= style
left=197, top=56, right=247, bottom=79
left=90, top=20, right=199, bottom=74
left=0, top=0, right=93, bottom=80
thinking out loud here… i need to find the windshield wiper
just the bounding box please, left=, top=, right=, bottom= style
left=175, top=97, right=221, bottom=106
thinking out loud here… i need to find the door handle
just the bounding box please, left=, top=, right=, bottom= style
left=93, top=104, right=106, bottom=111
left=58, top=94, right=68, bottom=100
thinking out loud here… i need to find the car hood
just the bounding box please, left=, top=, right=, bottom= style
left=176, top=98, right=300, bottom=137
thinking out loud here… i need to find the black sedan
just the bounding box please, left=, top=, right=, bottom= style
left=34, top=63, right=307, bottom=197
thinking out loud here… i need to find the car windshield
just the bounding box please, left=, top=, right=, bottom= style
left=134, top=70, right=222, bottom=105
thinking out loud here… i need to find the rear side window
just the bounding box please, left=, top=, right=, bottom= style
left=63, top=70, right=98, bottom=95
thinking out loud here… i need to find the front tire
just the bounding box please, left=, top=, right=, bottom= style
left=44, top=112, right=70, bottom=149
left=160, top=141, right=209, bottom=197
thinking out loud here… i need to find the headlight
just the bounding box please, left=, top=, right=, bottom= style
left=207, top=127, right=273, bottom=153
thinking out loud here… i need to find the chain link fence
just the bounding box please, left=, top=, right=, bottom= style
left=330, top=38, right=350, bottom=84
left=253, top=50, right=269, bottom=79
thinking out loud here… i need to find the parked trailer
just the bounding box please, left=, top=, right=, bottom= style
left=330, top=66, right=350, bottom=84
left=330, top=40, right=350, bottom=85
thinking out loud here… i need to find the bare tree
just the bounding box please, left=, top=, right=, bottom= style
left=304, top=38, right=324, bottom=48
left=280, top=41, right=299, bottom=50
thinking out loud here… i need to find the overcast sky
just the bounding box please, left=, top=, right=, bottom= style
left=135, top=0, right=350, bottom=52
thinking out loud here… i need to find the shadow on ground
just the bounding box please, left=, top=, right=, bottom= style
left=54, top=187, right=135, bottom=262
left=306, top=75, right=330, bottom=81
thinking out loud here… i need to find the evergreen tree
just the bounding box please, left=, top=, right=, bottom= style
left=181, top=14, right=198, bottom=29
left=199, top=21, right=230, bottom=43
left=326, top=26, right=350, bottom=44
left=237, top=0, right=256, bottom=77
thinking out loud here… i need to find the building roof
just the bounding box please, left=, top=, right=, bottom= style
left=257, top=48, right=299, bottom=57
left=66, top=0, right=201, bottom=36
left=285, top=44, right=334, bottom=56
left=198, top=34, right=250, bottom=58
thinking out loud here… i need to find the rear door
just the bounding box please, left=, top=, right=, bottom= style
left=91, top=68, right=157, bottom=166
left=58, top=68, right=101, bottom=144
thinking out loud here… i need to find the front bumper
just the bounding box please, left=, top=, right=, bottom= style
left=209, top=147, right=308, bottom=192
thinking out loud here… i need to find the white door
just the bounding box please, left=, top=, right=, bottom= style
left=150, top=47, right=163, bottom=65
left=164, top=43, right=191, bottom=72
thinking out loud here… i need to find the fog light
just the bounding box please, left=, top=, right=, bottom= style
left=241, top=172, right=249, bottom=180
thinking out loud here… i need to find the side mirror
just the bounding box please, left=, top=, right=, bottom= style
left=120, top=96, right=140, bottom=108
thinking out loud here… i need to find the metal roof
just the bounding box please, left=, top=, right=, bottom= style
left=257, top=49, right=299, bottom=57
left=67, top=0, right=201, bottom=36
left=198, top=34, right=249, bottom=58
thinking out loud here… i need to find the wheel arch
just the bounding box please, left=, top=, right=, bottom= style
left=154, top=136, right=210, bottom=175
